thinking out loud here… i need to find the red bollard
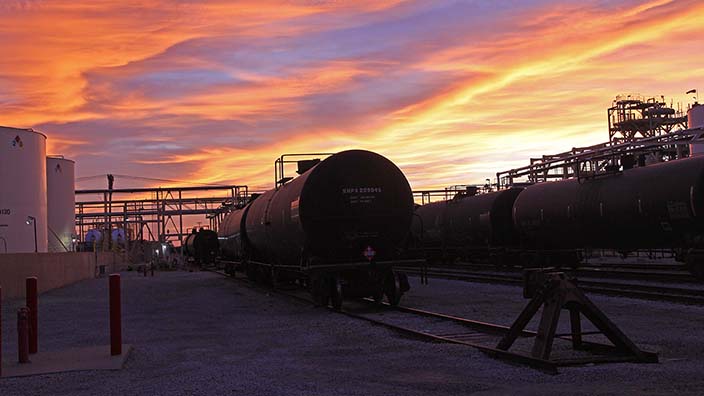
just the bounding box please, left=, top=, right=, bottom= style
left=109, top=274, right=122, bottom=356
left=17, top=308, right=30, bottom=363
left=26, top=277, right=38, bottom=354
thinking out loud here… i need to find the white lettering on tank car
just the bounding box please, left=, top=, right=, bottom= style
left=342, top=187, right=383, bottom=194
left=342, top=187, right=382, bottom=204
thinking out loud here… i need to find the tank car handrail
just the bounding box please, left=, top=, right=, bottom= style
left=497, top=126, right=704, bottom=188
left=274, top=152, right=335, bottom=189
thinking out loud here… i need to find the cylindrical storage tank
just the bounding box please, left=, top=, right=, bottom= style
left=111, top=228, right=127, bottom=246
left=688, top=104, right=704, bottom=156
left=85, top=228, right=102, bottom=243
left=0, top=126, right=48, bottom=253
left=46, top=156, right=75, bottom=252
left=690, top=103, right=704, bottom=129
left=245, top=150, right=414, bottom=266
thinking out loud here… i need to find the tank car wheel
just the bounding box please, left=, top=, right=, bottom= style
left=270, top=268, right=278, bottom=289
left=256, top=266, right=271, bottom=284
left=372, top=291, right=384, bottom=303
left=245, top=264, right=256, bottom=281
left=330, top=278, right=344, bottom=311
left=311, top=276, right=331, bottom=307
left=685, top=251, right=704, bottom=280
left=384, top=272, right=402, bottom=306
left=316, top=292, right=331, bottom=307
left=224, top=262, right=234, bottom=276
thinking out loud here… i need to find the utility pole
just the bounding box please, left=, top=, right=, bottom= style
left=107, top=174, right=114, bottom=250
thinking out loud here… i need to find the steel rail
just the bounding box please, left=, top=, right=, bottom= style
left=397, top=267, right=704, bottom=305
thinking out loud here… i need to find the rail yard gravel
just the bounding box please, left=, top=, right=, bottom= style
left=2, top=270, right=704, bottom=395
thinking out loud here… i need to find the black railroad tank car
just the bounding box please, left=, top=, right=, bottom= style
left=513, top=155, right=704, bottom=274
left=184, top=228, right=220, bottom=267
left=244, top=150, right=413, bottom=266
left=218, top=206, right=249, bottom=260
left=411, top=188, right=524, bottom=263
left=410, top=200, right=446, bottom=260
left=220, top=149, right=415, bottom=307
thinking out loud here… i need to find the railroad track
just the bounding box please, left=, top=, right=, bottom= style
left=206, top=267, right=560, bottom=371
left=206, top=265, right=652, bottom=373
left=440, top=262, right=695, bottom=283
left=397, top=266, right=704, bottom=305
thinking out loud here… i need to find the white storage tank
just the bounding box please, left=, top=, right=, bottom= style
left=0, top=126, right=48, bottom=253
left=690, top=103, right=704, bottom=128
left=688, top=104, right=704, bottom=156
left=46, top=156, right=75, bottom=252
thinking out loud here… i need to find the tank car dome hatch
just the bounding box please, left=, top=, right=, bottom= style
left=46, top=156, right=75, bottom=252
left=297, top=159, right=320, bottom=175
left=0, top=126, right=48, bottom=253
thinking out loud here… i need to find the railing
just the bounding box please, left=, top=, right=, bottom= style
left=496, top=126, right=704, bottom=189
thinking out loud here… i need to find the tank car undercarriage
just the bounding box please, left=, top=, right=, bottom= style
left=226, top=258, right=410, bottom=310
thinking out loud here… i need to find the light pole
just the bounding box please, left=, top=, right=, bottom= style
left=0, top=224, right=7, bottom=253
left=26, top=216, right=37, bottom=253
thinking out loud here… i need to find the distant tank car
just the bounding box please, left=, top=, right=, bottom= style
left=514, top=155, right=704, bottom=275
left=412, top=187, right=523, bottom=263
left=219, top=149, right=414, bottom=308
left=411, top=155, right=704, bottom=279
left=183, top=228, right=219, bottom=267
left=218, top=205, right=250, bottom=261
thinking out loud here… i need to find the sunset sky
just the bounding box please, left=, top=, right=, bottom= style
left=1, top=0, right=702, bottom=192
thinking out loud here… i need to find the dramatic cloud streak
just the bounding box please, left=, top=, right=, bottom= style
left=1, top=0, right=702, bottom=191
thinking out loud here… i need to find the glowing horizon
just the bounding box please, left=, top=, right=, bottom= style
left=1, top=0, right=702, bottom=192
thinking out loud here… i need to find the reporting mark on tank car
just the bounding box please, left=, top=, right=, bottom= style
left=667, top=201, right=691, bottom=220
left=343, top=186, right=382, bottom=204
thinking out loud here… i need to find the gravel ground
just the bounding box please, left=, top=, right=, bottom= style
left=1, top=270, right=703, bottom=395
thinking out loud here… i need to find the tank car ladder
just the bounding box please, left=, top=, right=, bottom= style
left=496, top=270, right=658, bottom=367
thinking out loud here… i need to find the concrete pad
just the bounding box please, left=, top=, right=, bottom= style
left=1, top=345, right=132, bottom=378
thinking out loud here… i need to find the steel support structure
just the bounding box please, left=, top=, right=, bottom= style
left=608, top=95, right=687, bottom=143
left=75, top=185, right=249, bottom=247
